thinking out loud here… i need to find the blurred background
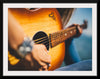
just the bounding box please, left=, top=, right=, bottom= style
left=66, top=8, right=92, bottom=60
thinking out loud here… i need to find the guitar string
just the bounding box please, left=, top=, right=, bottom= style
left=35, top=38, right=49, bottom=44
left=35, top=36, right=64, bottom=46
left=34, top=36, right=48, bottom=42
left=34, top=27, right=76, bottom=45
left=35, top=39, right=49, bottom=47
left=45, top=27, right=77, bottom=48
left=35, top=35, right=67, bottom=48
left=33, top=26, right=76, bottom=42
left=34, top=28, right=76, bottom=49
left=31, top=27, right=77, bottom=50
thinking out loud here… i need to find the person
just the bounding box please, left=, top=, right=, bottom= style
left=8, top=8, right=92, bottom=71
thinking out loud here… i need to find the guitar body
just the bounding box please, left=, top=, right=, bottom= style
left=8, top=8, right=65, bottom=71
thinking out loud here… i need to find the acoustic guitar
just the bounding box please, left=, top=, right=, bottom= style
left=8, top=8, right=87, bottom=71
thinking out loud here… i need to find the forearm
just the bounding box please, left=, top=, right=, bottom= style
left=8, top=9, right=25, bottom=50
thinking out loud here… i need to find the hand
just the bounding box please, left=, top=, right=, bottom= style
left=24, top=44, right=51, bottom=71
left=68, top=24, right=83, bottom=38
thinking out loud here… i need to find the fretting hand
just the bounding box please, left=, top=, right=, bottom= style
left=68, top=24, right=83, bottom=38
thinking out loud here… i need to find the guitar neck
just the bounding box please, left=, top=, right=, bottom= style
left=49, top=26, right=76, bottom=48
left=49, top=20, right=87, bottom=48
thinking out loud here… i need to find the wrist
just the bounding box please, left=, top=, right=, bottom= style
left=17, top=37, right=34, bottom=58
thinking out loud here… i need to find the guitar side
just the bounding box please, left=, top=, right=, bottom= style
left=8, top=8, right=65, bottom=71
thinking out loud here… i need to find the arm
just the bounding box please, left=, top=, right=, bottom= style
left=8, top=9, right=51, bottom=71
left=8, top=9, right=25, bottom=50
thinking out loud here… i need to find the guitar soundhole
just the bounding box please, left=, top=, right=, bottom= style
left=32, top=31, right=49, bottom=50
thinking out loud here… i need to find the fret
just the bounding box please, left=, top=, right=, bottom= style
left=50, top=26, right=77, bottom=48
left=49, top=20, right=87, bottom=48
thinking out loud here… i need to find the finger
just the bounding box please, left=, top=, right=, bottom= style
left=39, top=61, right=47, bottom=66
left=72, top=24, right=79, bottom=27
left=39, top=45, right=51, bottom=63
left=72, top=24, right=77, bottom=26
left=39, top=66, right=48, bottom=71
left=40, top=53, right=51, bottom=64
left=42, top=65, right=48, bottom=71
left=68, top=24, right=78, bottom=28
left=30, top=52, right=47, bottom=68
left=77, top=25, right=83, bottom=34
left=41, top=44, right=47, bottom=52
left=39, top=67, right=42, bottom=71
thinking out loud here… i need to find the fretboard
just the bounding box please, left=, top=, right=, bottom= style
left=49, top=20, right=87, bottom=48
left=49, top=26, right=77, bottom=48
